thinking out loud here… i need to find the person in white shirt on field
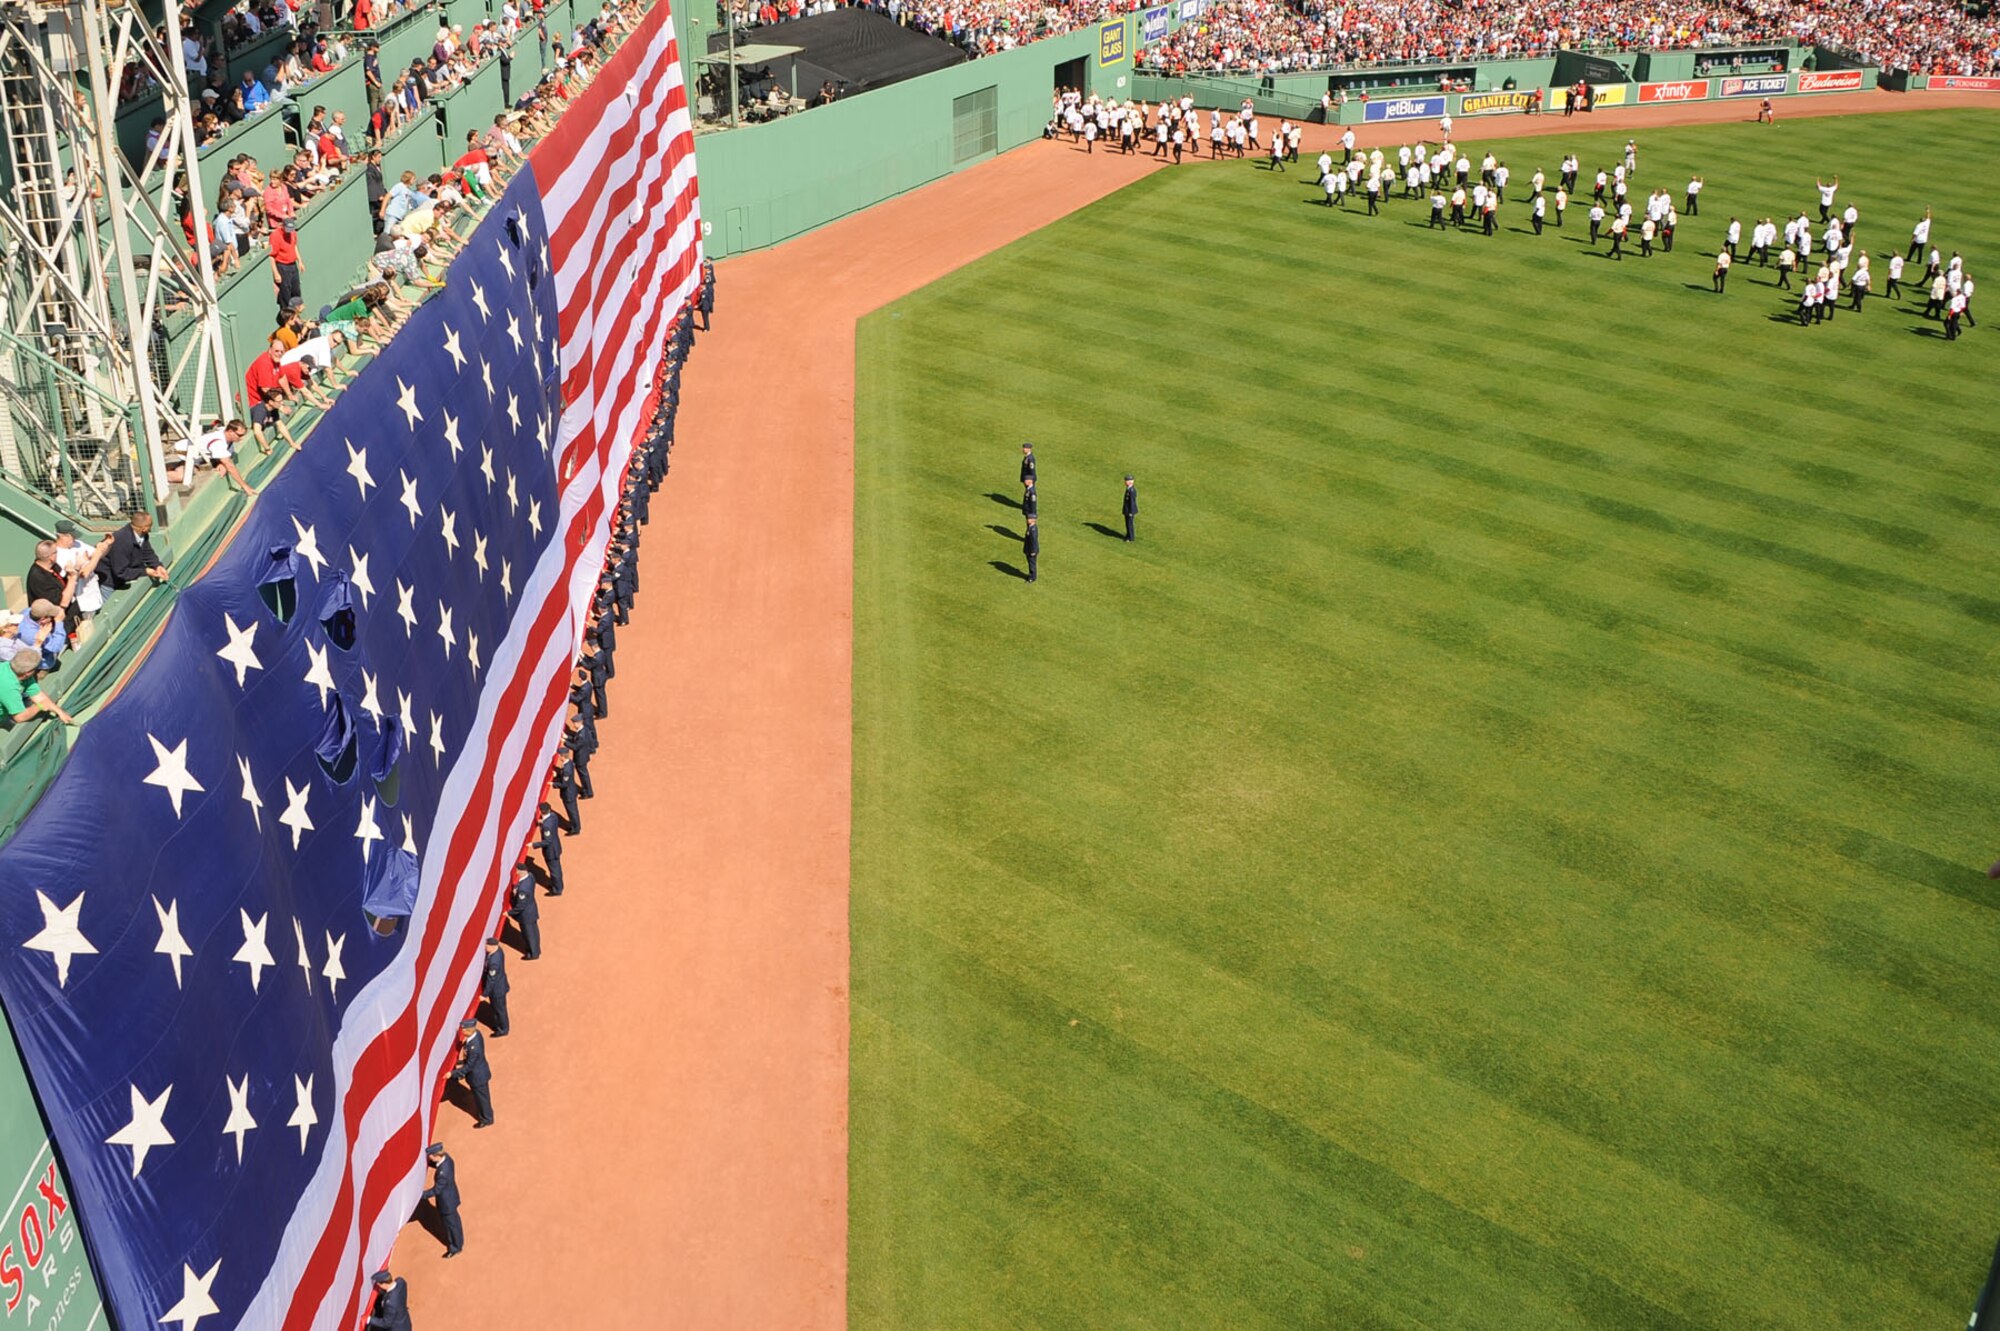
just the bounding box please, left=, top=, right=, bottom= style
left=1885, top=252, right=1905, bottom=299
left=1554, top=185, right=1568, bottom=228
left=1908, top=208, right=1932, bottom=261
left=1777, top=245, right=1797, bottom=289
left=1849, top=252, right=1871, bottom=310
left=1684, top=174, right=1702, bottom=214
left=1340, top=126, right=1355, bottom=162
left=1816, top=175, right=1838, bottom=220
left=1492, top=161, right=1510, bottom=197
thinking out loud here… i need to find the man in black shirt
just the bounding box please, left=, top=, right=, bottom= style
left=104, top=513, right=167, bottom=590
left=24, top=542, right=67, bottom=620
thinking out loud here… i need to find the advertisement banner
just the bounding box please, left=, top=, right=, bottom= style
left=1363, top=94, right=1445, bottom=123
left=1457, top=90, right=1534, bottom=116
left=1798, top=69, right=1865, bottom=93
left=1140, top=5, right=1168, bottom=42
left=1638, top=79, right=1711, bottom=103
left=1097, top=17, right=1126, bottom=66
left=1548, top=83, right=1630, bottom=110
left=1931, top=75, right=2000, bottom=91
left=0, top=1019, right=102, bottom=1331
left=1720, top=73, right=1790, bottom=97
left=1177, top=0, right=1204, bottom=19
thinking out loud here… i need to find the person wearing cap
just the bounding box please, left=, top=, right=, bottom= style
left=1, top=600, right=66, bottom=671
left=481, top=936, right=510, bottom=1037
left=49, top=522, right=106, bottom=635
left=1023, top=515, right=1039, bottom=583
left=366, top=1269, right=412, bottom=1330
left=451, top=1018, right=493, bottom=1127
left=421, top=1142, right=463, bottom=1257
left=1121, top=475, right=1139, bottom=542
left=508, top=866, right=541, bottom=959
left=1019, top=442, right=1035, bottom=486
left=530, top=802, right=565, bottom=895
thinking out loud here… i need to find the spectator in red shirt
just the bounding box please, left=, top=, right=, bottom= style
left=243, top=334, right=325, bottom=450
left=268, top=221, right=303, bottom=317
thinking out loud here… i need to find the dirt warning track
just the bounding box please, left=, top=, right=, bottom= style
left=397, top=88, right=1991, bottom=1328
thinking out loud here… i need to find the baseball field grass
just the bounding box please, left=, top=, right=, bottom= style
left=850, top=108, right=2000, bottom=1328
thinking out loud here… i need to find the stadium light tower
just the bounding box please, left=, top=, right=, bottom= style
left=0, top=0, right=232, bottom=524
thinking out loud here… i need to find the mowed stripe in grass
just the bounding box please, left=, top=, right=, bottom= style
left=852, top=109, right=2000, bottom=1328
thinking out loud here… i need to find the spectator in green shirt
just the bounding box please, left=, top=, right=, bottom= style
left=0, top=654, right=72, bottom=727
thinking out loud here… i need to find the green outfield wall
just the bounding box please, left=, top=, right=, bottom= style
left=0, top=1012, right=101, bottom=1331
left=690, top=17, right=1150, bottom=257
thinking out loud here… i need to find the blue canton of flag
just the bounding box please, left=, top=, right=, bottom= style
left=0, top=172, right=570, bottom=1330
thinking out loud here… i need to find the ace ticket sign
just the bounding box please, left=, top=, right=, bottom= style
left=0, top=1020, right=101, bottom=1331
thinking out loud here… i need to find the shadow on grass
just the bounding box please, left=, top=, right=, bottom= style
left=989, top=560, right=1030, bottom=581
left=988, top=523, right=1021, bottom=541
left=1084, top=522, right=1125, bottom=540
left=987, top=492, right=1021, bottom=510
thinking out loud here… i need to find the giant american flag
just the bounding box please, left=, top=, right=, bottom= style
left=0, top=2, right=700, bottom=1325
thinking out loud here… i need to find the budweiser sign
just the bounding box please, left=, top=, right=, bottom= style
left=1798, top=69, right=1865, bottom=93
left=1639, top=79, right=1710, bottom=102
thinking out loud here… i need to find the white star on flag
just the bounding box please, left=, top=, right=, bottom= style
left=237, top=755, right=263, bottom=830
left=506, top=312, right=523, bottom=353
left=395, top=377, right=423, bottom=430
left=290, top=516, right=327, bottom=580
left=143, top=734, right=204, bottom=818
left=472, top=531, right=489, bottom=580
left=505, top=391, right=521, bottom=433
left=279, top=778, right=314, bottom=850
left=435, top=603, right=456, bottom=658
left=22, top=890, right=95, bottom=987
left=360, top=669, right=384, bottom=725
left=479, top=445, right=497, bottom=492
left=355, top=796, right=384, bottom=863
left=471, top=279, right=490, bottom=322
left=500, top=559, right=514, bottom=601
left=152, top=896, right=192, bottom=989
left=161, top=1259, right=223, bottom=1331
left=292, top=917, right=312, bottom=994
left=222, top=1076, right=256, bottom=1163
left=233, top=910, right=275, bottom=992
left=303, top=640, right=336, bottom=709
left=216, top=614, right=262, bottom=688
left=505, top=470, right=518, bottom=514
left=468, top=634, right=482, bottom=676
left=480, top=357, right=495, bottom=400
left=395, top=580, right=418, bottom=637
left=323, top=932, right=347, bottom=999
left=428, top=711, right=447, bottom=765
left=440, top=507, right=461, bottom=558
left=398, top=470, right=423, bottom=528
left=348, top=547, right=376, bottom=609
left=496, top=240, right=516, bottom=282
left=442, top=323, right=466, bottom=371
left=443, top=411, right=462, bottom=460
left=287, top=1075, right=316, bottom=1152
left=401, top=814, right=420, bottom=857
left=345, top=440, right=375, bottom=500
left=398, top=688, right=417, bottom=744
left=527, top=498, right=543, bottom=539
left=104, top=1083, right=173, bottom=1177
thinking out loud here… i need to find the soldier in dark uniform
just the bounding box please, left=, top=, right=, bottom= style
left=508, top=867, right=541, bottom=959
left=531, top=803, right=565, bottom=895
left=421, top=1143, right=463, bottom=1257
left=551, top=751, right=582, bottom=833
left=1019, top=442, right=1036, bottom=486
left=1023, top=515, right=1039, bottom=583
left=481, top=937, right=510, bottom=1037
left=367, top=1269, right=413, bottom=1330
left=451, top=1018, right=494, bottom=1127
left=1021, top=477, right=1037, bottom=519
left=697, top=258, right=715, bottom=330
left=1121, top=475, right=1138, bottom=542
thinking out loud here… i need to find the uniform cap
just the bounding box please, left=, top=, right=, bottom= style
left=486, top=935, right=501, bottom=946
left=372, top=1270, right=393, bottom=1283
left=459, top=1018, right=478, bottom=1032
left=426, top=1142, right=445, bottom=1155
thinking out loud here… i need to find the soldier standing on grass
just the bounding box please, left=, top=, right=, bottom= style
left=1024, top=516, right=1039, bottom=583
left=1020, top=442, right=1036, bottom=487
left=1022, top=475, right=1038, bottom=520
left=1122, top=475, right=1138, bottom=542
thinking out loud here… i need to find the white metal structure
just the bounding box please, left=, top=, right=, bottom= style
left=0, top=0, right=231, bottom=521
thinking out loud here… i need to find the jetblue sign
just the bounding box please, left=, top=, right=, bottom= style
left=1364, top=95, right=1445, bottom=123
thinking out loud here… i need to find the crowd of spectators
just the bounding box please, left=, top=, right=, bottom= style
left=725, top=0, right=1999, bottom=76
left=1134, top=0, right=1998, bottom=77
